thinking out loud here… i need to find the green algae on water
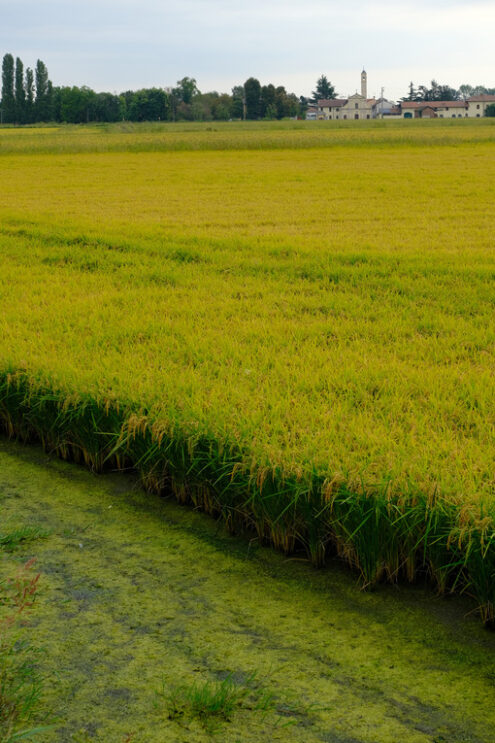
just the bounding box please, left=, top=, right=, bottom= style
left=0, top=438, right=494, bottom=743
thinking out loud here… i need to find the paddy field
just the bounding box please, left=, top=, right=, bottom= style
left=1, top=118, right=495, bottom=623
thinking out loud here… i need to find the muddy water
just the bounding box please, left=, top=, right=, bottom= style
left=1, top=438, right=494, bottom=743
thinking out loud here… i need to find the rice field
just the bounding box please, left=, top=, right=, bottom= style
left=1, top=119, right=495, bottom=621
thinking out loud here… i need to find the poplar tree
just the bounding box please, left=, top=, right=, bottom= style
left=25, top=67, right=34, bottom=123
left=35, top=59, right=50, bottom=120
left=1, top=53, right=15, bottom=123
left=15, top=57, right=25, bottom=122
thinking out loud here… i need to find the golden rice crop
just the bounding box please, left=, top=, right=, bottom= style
left=1, top=120, right=494, bottom=621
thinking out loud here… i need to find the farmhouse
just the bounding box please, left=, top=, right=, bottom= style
left=401, top=100, right=468, bottom=118
left=316, top=71, right=495, bottom=120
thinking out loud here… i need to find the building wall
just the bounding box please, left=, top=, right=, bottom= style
left=340, top=95, right=373, bottom=120
left=467, top=100, right=494, bottom=117
left=435, top=104, right=469, bottom=118
left=320, top=97, right=374, bottom=120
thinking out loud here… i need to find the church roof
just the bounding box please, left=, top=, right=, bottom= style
left=317, top=99, right=347, bottom=107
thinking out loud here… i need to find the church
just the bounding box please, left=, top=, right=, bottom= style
left=315, top=70, right=382, bottom=120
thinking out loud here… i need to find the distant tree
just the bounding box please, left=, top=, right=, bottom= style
left=260, top=83, right=276, bottom=118
left=210, top=93, right=232, bottom=120
left=230, top=85, right=244, bottom=119
left=486, top=103, right=495, bottom=117
left=93, top=92, right=121, bottom=122
left=25, top=67, right=34, bottom=123
left=55, top=85, right=95, bottom=123
left=35, top=59, right=51, bottom=120
left=191, top=94, right=213, bottom=121
left=299, top=95, right=309, bottom=118
left=275, top=86, right=289, bottom=118
left=434, top=84, right=459, bottom=101
left=286, top=92, right=300, bottom=118
left=459, top=84, right=474, bottom=100
left=45, top=79, right=54, bottom=120
left=175, top=77, right=199, bottom=105
left=244, top=77, right=261, bottom=119
left=15, top=57, right=25, bottom=122
left=1, top=53, right=15, bottom=123
left=470, top=85, right=495, bottom=96
left=416, top=80, right=459, bottom=101
left=127, top=88, right=168, bottom=121
left=312, top=74, right=336, bottom=101
left=176, top=101, right=194, bottom=120
left=401, top=81, right=419, bottom=102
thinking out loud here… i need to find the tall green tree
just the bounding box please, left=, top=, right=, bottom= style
left=312, top=75, right=336, bottom=101
left=459, top=84, right=474, bottom=100
left=210, top=93, right=232, bottom=120
left=417, top=80, right=459, bottom=101
left=1, top=53, right=15, bottom=123
left=230, top=85, right=244, bottom=119
left=35, top=59, right=50, bottom=120
left=244, top=77, right=261, bottom=119
left=401, top=81, right=418, bottom=102
left=175, top=77, right=198, bottom=104
left=25, top=67, right=34, bottom=123
left=127, top=88, right=168, bottom=121
left=260, top=83, right=276, bottom=118
left=15, top=57, right=25, bottom=122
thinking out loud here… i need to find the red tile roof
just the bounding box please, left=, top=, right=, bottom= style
left=468, top=94, right=495, bottom=102
left=317, top=99, right=347, bottom=107
left=402, top=100, right=467, bottom=109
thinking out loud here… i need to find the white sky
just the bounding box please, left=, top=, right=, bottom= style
left=1, top=0, right=494, bottom=101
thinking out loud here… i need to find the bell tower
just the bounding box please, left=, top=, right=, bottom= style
left=361, top=69, right=367, bottom=98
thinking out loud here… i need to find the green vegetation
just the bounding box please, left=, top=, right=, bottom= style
left=2, top=438, right=495, bottom=742
left=1, top=53, right=302, bottom=124
left=159, top=672, right=289, bottom=734
left=0, top=120, right=495, bottom=624
left=0, top=531, right=48, bottom=741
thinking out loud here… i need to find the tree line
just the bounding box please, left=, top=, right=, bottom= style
left=402, top=79, right=495, bottom=102
left=1, top=54, right=306, bottom=124
left=310, top=75, right=495, bottom=106
left=2, top=54, right=494, bottom=124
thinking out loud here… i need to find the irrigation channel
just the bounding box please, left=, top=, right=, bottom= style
left=1, top=437, right=494, bottom=743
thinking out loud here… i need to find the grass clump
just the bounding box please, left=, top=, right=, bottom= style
left=158, top=671, right=294, bottom=733
left=0, top=528, right=48, bottom=553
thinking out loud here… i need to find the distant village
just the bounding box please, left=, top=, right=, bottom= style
left=307, top=70, right=495, bottom=120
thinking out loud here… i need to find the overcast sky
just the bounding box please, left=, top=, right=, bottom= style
left=1, top=0, right=494, bottom=100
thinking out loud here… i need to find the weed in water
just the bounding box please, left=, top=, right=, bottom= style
left=0, top=528, right=49, bottom=553
left=158, top=670, right=296, bottom=733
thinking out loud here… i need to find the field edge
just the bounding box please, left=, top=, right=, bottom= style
left=1, top=368, right=494, bottom=626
